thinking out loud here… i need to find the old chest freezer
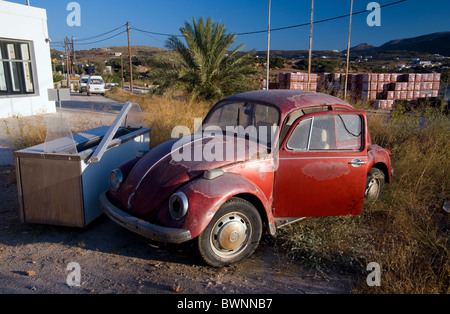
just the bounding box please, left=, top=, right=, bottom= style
left=14, top=102, right=151, bottom=228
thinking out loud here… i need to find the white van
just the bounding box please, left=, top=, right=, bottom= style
left=79, top=75, right=90, bottom=93
left=87, top=76, right=106, bottom=96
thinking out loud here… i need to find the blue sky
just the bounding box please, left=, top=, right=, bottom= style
left=6, top=0, right=450, bottom=52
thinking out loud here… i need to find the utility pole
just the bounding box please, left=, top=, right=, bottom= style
left=307, top=0, right=314, bottom=92
left=344, top=0, right=354, bottom=100
left=121, top=53, right=124, bottom=89
left=266, top=0, right=271, bottom=90
left=64, top=37, right=70, bottom=87
left=71, top=36, right=76, bottom=75
left=127, top=21, right=133, bottom=94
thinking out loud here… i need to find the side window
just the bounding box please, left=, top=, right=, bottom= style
left=286, top=114, right=363, bottom=151
left=335, top=114, right=363, bottom=150
left=286, top=118, right=312, bottom=151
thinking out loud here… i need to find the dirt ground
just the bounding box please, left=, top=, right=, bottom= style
left=0, top=164, right=355, bottom=294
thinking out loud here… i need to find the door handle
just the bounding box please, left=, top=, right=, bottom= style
left=349, top=159, right=367, bottom=167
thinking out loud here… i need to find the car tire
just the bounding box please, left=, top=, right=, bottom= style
left=365, top=168, right=385, bottom=201
left=198, top=198, right=262, bottom=267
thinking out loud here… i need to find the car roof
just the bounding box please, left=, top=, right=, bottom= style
left=220, top=90, right=354, bottom=118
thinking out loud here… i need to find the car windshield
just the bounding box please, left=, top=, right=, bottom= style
left=90, top=79, right=103, bottom=84
left=203, top=101, right=280, bottom=147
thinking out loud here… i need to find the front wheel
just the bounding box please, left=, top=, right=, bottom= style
left=198, top=198, right=262, bottom=267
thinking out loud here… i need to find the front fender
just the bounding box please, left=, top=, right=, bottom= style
left=368, top=145, right=392, bottom=183
left=178, top=173, right=274, bottom=239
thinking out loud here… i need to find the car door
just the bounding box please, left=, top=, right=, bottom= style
left=273, top=110, right=369, bottom=218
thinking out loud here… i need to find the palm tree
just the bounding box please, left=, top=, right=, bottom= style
left=159, top=17, right=257, bottom=101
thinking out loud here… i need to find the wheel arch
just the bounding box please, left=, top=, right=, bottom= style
left=233, top=193, right=276, bottom=235
left=179, top=173, right=275, bottom=239
left=370, top=162, right=390, bottom=183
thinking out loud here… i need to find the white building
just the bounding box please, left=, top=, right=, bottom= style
left=0, top=1, right=56, bottom=118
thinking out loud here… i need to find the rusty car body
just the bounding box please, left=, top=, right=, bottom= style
left=100, top=90, right=392, bottom=267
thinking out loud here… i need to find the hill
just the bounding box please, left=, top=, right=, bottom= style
left=351, top=32, right=450, bottom=56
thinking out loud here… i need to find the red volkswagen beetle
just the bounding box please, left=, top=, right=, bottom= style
left=100, top=90, right=392, bottom=267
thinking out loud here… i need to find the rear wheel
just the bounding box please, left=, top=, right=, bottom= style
left=198, top=198, right=262, bottom=267
left=365, top=168, right=385, bottom=201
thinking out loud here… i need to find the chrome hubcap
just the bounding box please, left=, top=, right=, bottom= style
left=210, top=212, right=251, bottom=257
left=366, top=178, right=380, bottom=199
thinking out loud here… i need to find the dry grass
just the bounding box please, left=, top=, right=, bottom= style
left=3, top=115, right=48, bottom=150
left=3, top=112, right=114, bottom=151
left=106, top=88, right=213, bottom=147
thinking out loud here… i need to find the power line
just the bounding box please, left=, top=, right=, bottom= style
left=74, top=30, right=127, bottom=46
left=131, top=26, right=182, bottom=38
left=236, top=0, right=407, bottom=35
left=74, top=23, right=127, bottom=42
left=128, top=0, right=406, bottom=39
left=52, top=0, right=406, bottom=49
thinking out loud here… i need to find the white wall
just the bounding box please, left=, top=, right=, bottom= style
left=0, top=1, right=56, bottom=118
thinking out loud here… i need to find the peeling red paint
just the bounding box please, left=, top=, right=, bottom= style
left=302, top=162, right=350, bottom=181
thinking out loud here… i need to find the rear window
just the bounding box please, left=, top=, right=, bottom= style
left=90, top=79, right=103, bottom=84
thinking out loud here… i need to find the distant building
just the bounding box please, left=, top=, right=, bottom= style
left=0, top=1, right=56, bottom=118
left=418, top=61, right=432, bottom=66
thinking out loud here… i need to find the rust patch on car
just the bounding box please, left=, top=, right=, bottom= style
left=302, top=162, right=350, bottom=181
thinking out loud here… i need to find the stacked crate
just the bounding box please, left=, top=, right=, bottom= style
left=278, top=72, right=441, bottom=109
left=317, top=73, right=345, bottom=96
left=374, top=73, right=441, bottom=109
left=278, top=72, right=318, bottom=91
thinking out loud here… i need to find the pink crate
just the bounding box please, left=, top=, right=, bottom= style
left=360, top=74, right=370, bottom=83
left=400, top=82, right=408, bottom=91
left=414, top=83, right=421, bottom=91
left=405, top=74, right=415, bottom=82
left=415, top=74, right=423, bottom=83
left=433, top=73, right=441, bottom=82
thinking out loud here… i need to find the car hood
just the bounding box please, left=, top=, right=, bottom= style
left=116, top=133, right=271, bottom=219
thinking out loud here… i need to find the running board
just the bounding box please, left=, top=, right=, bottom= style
left=274, top=217, right=306, bottom=229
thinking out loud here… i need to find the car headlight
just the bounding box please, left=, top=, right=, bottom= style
left=169, top=192, right=189, bottom=220
left=109, top=169, right=123, bottom=192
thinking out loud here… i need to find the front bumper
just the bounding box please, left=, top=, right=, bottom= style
left=99, top=192, right=192, bottom=244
